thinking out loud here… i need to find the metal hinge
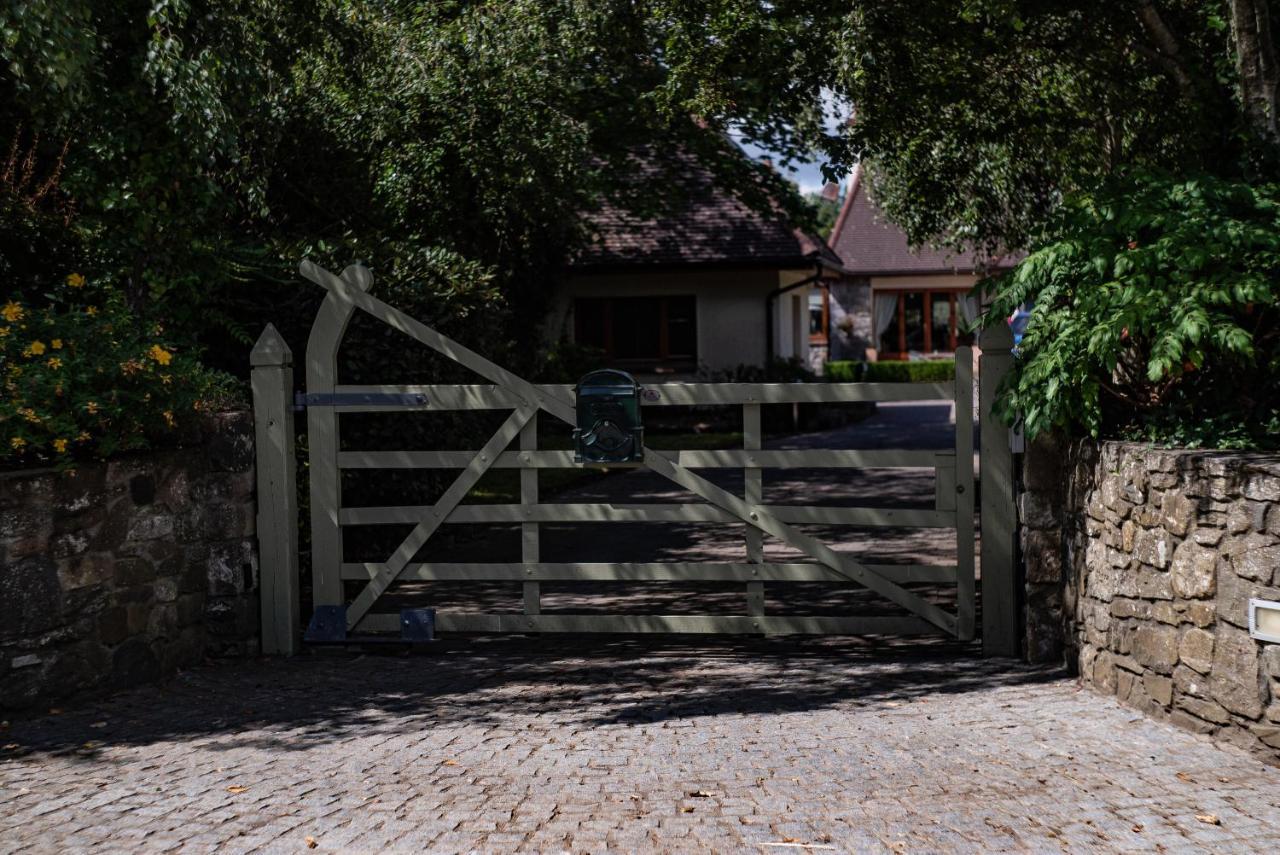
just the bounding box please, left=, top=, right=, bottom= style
left=293, top=392, right=427, bottom=410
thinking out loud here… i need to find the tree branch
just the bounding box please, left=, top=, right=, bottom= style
left=1135, top=2, right=1194, bottom=94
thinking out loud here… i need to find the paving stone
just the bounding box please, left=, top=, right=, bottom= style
left=1, top=639, right=1279, bottom=852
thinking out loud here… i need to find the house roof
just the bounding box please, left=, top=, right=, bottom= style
left=573, top=153, right=842, bottom=272
left=829, top=164, right=1007, bottom=276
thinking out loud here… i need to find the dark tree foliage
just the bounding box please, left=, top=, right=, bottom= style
left=0, top=0, right=811, bottom=372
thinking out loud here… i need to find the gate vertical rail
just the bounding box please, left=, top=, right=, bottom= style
left=954, top=346, right=976, bottom=641
left=521, top=418, right=540, bottom=616
left=979, top=323, right=1018, bottom=656
left=252, top=325, right=300, bottom=655
left=306, top=265, right=371, bottom=609
left=744, top=402, right=764, bottom=617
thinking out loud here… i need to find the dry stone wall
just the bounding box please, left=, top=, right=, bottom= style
left=1022, top=436, right=1280, bottom=763
left=0, top=413, right=259, bottom=710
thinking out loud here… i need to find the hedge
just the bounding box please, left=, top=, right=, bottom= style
left=825, top=359, right=956, bottom=383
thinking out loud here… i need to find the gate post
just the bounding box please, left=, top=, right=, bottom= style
left=979, top=323, right=1019, bottom=657
left=251, top=325, right=301, bottom=655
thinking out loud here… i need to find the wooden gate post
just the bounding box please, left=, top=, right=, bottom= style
left=251, top=325, right=300, bottom=655
left=979, top=323, right=1019, bottom=657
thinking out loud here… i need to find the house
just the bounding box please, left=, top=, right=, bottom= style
left=816, top=164, right=1014, bottom=363
left=548, top=157, right=844, bottom=378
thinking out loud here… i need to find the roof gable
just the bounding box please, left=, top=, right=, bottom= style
left=573, top=152, right=841, bottom=271
left=829, top=165, right=987, bottom=276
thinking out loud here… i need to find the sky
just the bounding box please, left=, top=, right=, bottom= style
left=736, top=139, right=841, bottom=196
left=729, top=89, right=852, bottom=197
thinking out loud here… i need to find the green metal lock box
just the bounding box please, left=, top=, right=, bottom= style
left=573, top=369, right=644, bottom=464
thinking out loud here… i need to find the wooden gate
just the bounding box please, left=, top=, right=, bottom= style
left=289, top=260, right=976, bottom=639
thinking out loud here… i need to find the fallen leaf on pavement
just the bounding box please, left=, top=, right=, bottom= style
left=226, top=785, right=249, bottom=794
left=689, top=790, right=714, bottom=798
left=305, top=836, right=317, bottom=849
left=1132, top=824, right=1144, bottom=832
left=680, top=806, right=695, bottom=813
left=1176, top=772, right=1194, bottom=783
left=442, top=759, right=459, bottom=766
left=1195, top=814, right=1220, bottom=826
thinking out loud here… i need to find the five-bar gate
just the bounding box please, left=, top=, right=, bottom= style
left=270, top=260, right=978, bottom=641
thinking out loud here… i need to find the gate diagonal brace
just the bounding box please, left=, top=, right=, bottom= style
left=305, top=606, right=436, bottom=645
left=344, top=406, right=536, bottom=630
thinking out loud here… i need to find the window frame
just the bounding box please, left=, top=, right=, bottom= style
left=878, top=289, right=963, bottom=359
left=573, top=295, right=698, bottom=370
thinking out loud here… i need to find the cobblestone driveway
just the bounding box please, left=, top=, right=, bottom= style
left=3, top=637, right=1279, bottom=853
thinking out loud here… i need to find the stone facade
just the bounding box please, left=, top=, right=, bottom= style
left=0, top=412, right=259, bottom=710
left=1022, top=436, right=1280, bottom=762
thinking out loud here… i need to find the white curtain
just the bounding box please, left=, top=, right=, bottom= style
left=958, top=292, right=980, bottom=332
left=874, top=293, right=898, bottom=340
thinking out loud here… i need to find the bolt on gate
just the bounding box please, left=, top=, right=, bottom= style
left=252, top=260, right=1016, bottom=650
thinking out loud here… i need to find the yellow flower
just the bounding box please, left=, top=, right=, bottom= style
left=20, top=408, right=40, bottom=424
left=66, top=273, right=86, bottom=288
left=46, top=357, right=62, bottom=370
left=77, top=431, right=91, bottom=442
left=51, top=339, right=62, bottom=349
left=1, top=301, right=22, bottom=322
left=147, top=344, right=173, bottom=366
left=52, top=438, right=68, bottom=453
left=85, top=306, right=98, bottom=317
left=86, top=401, right=99, bottom=414
left=25, top=341, right=46, bottom=356
left=163, top=410, right=176, bottom=428
left=10, top=437, right=25, bottom=450
left=0, top=326, right=9, bottom=338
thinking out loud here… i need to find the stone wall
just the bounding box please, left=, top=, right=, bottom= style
left=0, top=413, right=259, bottom=710
left=1022, top=436, right=1280, bottom=762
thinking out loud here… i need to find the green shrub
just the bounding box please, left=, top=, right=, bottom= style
left=984, top=172, right=1280, bottom=450
left=2, top=274, right=238, bottom=468
left=825, top=359, right=955, bottom=383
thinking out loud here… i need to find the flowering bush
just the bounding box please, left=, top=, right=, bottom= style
left=1, top=273, right=238, bottom=467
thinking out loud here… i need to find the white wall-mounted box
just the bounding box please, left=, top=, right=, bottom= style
left=1250, top=599, right=1280, bottom=644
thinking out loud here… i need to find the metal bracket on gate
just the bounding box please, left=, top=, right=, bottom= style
left=293, top=391, right=427, bottom=411
left=399, top=608, right=436, bottom=642
left=304, top=605, right=348, bottom=643
left=303, top=605, right=436, bottom=645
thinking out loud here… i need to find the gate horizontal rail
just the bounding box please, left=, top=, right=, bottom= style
left=359, top=612, right=938, bottom=636
left=338, top=448, right=948, bottom=469
left=323, top=381, right=953, bottom=410
left=340, top=562, right=958, bottom=583
left=339, top=503, right=954, bottom=527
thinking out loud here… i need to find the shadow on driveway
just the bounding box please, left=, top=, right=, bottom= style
left=2, top=636, right=1064, bottom=758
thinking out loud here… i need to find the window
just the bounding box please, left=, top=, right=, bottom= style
left=877, top=290, right=963, bottom=358
left=574, top=296, right=697, bottom=370
left=808, top=288, right=829, bottom=343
